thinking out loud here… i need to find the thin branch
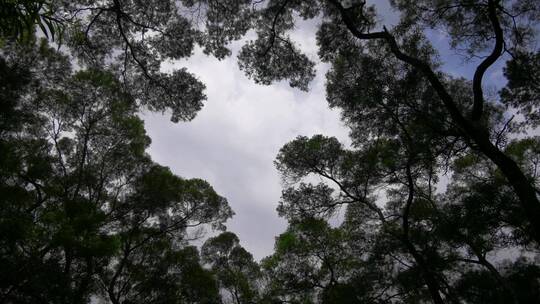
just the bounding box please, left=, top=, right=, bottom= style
left=260, top=0, right=290, bottom=57
left=495, top=114, right=515, bottom=148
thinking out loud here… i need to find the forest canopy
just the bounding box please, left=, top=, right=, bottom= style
left=1, top=0, right=540, bottom=303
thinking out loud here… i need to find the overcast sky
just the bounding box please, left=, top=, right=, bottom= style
left=142, top=22, right=350, bottom=260
left=141, top=2, right=508, bottom=261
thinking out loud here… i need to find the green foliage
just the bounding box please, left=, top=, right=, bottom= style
left=256, top=1, right=540, bottom=302
left=3, top=0, right=540, bottom=303
left=2, top=0, right=259, bottom=123
left=202, top=232, right=261, bottom=304
left=321, top=283, right=361, bottom=304
left=0, top=40, right=232, bottom=303
left=501, top=51, right=540, bottom=128
left=276, top=231, right=297, bottom=253
left=0, top=0, right=62, bottom=43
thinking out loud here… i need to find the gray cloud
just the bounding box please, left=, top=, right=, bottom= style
left=142, top=30, right=350, bottom=259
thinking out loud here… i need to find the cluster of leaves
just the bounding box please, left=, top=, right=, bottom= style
left=0, top=0, right=61, bottom=43
left=1, top=0, right=258, bottom=123
left=202, top=232, right=261, bottom=304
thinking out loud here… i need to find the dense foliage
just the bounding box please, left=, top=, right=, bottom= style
left=2, top=0, right=540, bottom=303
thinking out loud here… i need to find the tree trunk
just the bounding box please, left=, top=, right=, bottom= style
left=403, top=162, right=446, bottom=304
left=402, top=238, right=447, bottom=304
left=470, top=126, right=540, bottom=243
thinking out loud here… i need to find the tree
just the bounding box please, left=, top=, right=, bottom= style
left=6, top=0, right=540, bottom=242
left=237, top=0, right=540, bottom=243
left=3, top=0, right=256, bottom=123
left=254, top=2, right=540, bottom=299
left=202, top=232, right=261, bottom=304
left=4, top=1, right=540, bottom=303
left=272, top=129, right=540, bottom=302
left=1, top=2, right=257, bottom=303
left=260, top=218, right=384, bottom=304
left=0, top=40, right=232, bottom=303
left=274, top=134, right=449, bottom=303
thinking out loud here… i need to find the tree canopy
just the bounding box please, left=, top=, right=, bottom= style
left=2, top=0, right=540, bottom=303
left=0, top=39, right=232, bottom=303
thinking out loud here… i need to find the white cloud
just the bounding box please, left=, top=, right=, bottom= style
left=142, top=39, right=349, bottom=260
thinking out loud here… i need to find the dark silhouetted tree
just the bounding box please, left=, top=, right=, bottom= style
left=0, top=40, right=232, bottom=304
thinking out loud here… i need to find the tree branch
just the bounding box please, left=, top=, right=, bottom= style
left=471, top=0, right=504, bottom=120
left=327, top=0, right=469, bottom=133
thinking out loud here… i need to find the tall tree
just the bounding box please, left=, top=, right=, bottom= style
left=272, top=131, right=540, bottom=302
left=4, top=1, right=540, bottom=303
left=0, top=40, right=232, bottom=303
left=237, top=0, right=540, bottom=243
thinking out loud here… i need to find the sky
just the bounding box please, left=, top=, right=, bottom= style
left=141, top=1, right=509, bottom=261
left=142, top=24, right=351, bottom=260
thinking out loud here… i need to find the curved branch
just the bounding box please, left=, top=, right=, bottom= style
left=471, top=0, right=504, bottom=120
left=315, top=168, right=386, bottom=223
left=328, top=0, right=540, bottom=244
left=327, top=0, right=468, bottom=132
